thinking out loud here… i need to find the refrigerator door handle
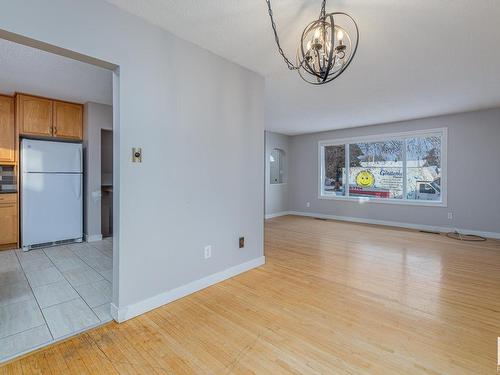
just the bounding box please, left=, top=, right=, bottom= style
left=74, top=174, right=82, bottom=199
left=76, top=147, right=82, bottom=172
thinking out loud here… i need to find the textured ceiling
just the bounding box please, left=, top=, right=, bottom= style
left=104, top=0, right=500, bottom=134
left=0, top=38, right=112, bottom=105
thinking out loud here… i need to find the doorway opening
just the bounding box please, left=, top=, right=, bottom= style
left=0, top=30, right=120, bottom=363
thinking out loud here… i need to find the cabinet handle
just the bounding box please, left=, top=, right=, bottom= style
left=53, top=126, right=57, bottom=135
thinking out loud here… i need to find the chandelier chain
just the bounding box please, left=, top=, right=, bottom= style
left=319, top=0, right=327, bottom=19
left=265, top=0, right=328, bottom=71
left=265, top=0, right=300, bottom=70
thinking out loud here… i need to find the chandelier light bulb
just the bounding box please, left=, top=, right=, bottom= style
left=313, top=28, right=321, bottom=41
left=337, top=29, right=344, bottom=42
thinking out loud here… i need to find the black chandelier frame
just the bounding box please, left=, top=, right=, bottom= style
left=265, top=0, right=359, bottom=85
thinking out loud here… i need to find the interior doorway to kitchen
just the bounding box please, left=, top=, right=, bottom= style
left=0, top=30, right=120, bottom=363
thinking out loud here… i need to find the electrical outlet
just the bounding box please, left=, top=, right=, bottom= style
left=204, top=245, right=212, bottom=259
left=306, top=202, right=311, bottom=208
left=447, top=212, right=453, bottom=220
left=239, top=237, right=245, bottom=249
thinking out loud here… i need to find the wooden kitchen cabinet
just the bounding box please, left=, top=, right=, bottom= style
left=0, top=194, right=18, bottom=249
left=53, top=101, right=83, bottom=140
left=17, top=94, right=83, bottom=141
left=17, top=94, right=53, bottom=137
left=0, top=95, right=15, bottom=163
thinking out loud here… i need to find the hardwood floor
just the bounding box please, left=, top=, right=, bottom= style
left=1, top=215, right=499, bottom=374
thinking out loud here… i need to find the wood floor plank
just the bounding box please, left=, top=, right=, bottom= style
left=1, top=215, right=499, bottom=374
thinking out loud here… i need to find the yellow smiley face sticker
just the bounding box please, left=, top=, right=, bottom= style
left=356, top=170, right=375, bottom=187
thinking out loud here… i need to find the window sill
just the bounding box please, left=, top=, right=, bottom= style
left=318, top=194, right=447, bottom=207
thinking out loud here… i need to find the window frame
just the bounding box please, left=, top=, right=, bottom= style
left=269, top=148, right=287, bottom=185
left=318, top=128, right=447, bottom=207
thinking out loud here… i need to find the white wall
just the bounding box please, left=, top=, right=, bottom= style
left=288, top=108, right=500, bottom=237
left=265, top=131, right=289, bottom=218
left=83, top=102, right=113, bottom=241
left=0, top=0, right=264, bottom=321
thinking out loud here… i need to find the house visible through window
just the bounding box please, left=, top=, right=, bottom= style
left=319, top=129, right=446, bottom=205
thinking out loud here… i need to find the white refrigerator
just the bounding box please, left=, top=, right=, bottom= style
left=21, top=139, right=83, bottom=250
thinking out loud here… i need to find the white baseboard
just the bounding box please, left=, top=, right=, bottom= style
left=288, top=211, right=500, bottom=239
left=86, top=234, right=103, bottom=242
left=265, top=211, right=291, bottom=219
left=111, top=256, right=266, bottom=322
left=110, top=303, right=119, bottom=322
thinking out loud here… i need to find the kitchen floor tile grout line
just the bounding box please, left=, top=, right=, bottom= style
left=67, top=242, right=112, bottom=285
left=13, top=250, right=55, bottom=341
left=0, top=323, right=48, bottom=342
left=85, top=242, right=113, bottom=263
left=0, top=319, right=107, bottom=363
left=42, top=246, right=102, bottom=323
left=87, top=242, right=112, bottom=259
left=67, top=242, right=113, bottom=318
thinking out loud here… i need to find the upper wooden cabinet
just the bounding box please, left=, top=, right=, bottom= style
left=53, top=101, right=83, bottom=140
left=17, top=94, right=53, bottom=137
left=0, top=95, right=15, bottom=163
left=17, top=94, right=83, bottom=141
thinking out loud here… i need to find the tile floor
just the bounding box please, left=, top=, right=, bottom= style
left=0, top=237, right=113, bottom=362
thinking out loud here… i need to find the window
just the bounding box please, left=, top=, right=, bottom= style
left=349, top=140, right=404, bottom=199
left=319, top=129, right=446, bottom=205
left=270, top=148, right=285, bottom=184
left=406, top=136, right=442, bottom=201
left=323, top=145, right=345, bottom=196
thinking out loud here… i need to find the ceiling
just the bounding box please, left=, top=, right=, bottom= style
left=0, top=38, right=112, bottom=105
left=105, top=0, right=500, bottom=135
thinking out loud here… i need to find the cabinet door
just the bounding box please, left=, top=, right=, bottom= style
left=53, top=101, right=83, bottom=140
left=18, top=94, right=53, bottom=137
left=0, top=203, right=17, bottom=245
left=0, top=96, right=15, bottom=163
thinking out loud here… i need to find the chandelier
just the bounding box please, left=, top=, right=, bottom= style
left=266, top=0, right=359, bottom=85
